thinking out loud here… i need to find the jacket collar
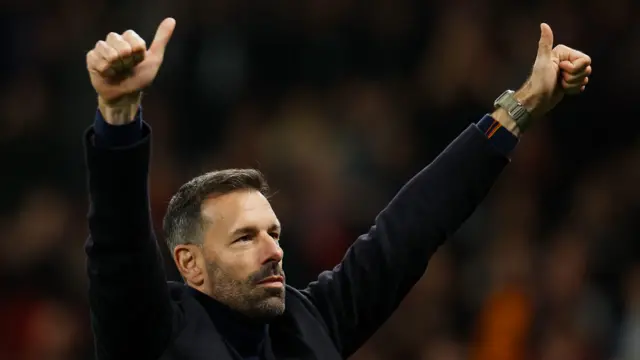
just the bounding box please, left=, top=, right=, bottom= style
left=187, top=287, right=268, bottom=357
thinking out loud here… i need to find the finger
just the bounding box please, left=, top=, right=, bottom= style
left=562, top=77, right=588, bottom=94
left=570, top=50, right=591, bottom=65
left=122, top=30, right=147, bottom=66
left=86, top=50, right=115, bottom=77
left=94, top=40, right=119, bottom=64
left=94, top=41, right=119, bottom=77
left=562, top=68, right=590, bottom=85
left=537, top=23, right=554, bottom=58
left=149, top=17, right=176, bottom=57
left=558, top=60, right=573, bottom=74
left=559, top=58, right=591, bottom=74
left=106, top=32, right=133, bottom=56
left=562, top=80, right=581, bottom=94
left=106, top=32, right=132, bottom=72
left=553, top=45, right=591, bottom=64
left=562, top=76, right=589, bottom=87
left=572, top=57, right=590, bottom=72
left=564, top=57, right=590, bottom=75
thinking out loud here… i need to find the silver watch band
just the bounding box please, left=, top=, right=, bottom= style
left=493, top=90, right=532, bottom=131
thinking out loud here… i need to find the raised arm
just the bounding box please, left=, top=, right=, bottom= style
left=84, top=18, right=177, bottom=360
left=300, top=23, right=593, bottom=357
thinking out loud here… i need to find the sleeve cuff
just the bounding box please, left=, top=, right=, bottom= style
left=475, top=114, right=519, bottom=157
left=94, top=107, right=143, bottom=148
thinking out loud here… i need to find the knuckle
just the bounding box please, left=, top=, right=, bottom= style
left=123, top=30, right=146, bottom=51
left=96, top=40, right=109, bottom=51
left=108, top=40, right=132, bottom=56
left=86, top=51, right=97, bottom=66
left=126, top=31, right=142, bottom=42
left=105, top=53, right=118, bottom=63
left=131, top=43, right=145, bottom=53
left=106, top=32, right=121, bottom=40
left=136, top=38, right=147, bottom=49
left=119, top=43, right=133, bottom=55
left=97, top=41, right=119, bottom=61
left=107, top=46, right=119, bottom=58
left=97, top=61, right=110, bottom=73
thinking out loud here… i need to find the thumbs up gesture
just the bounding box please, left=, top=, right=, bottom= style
left=519, top=23, right=592, bottom=118
left=86, top=18, right=176, bottom=124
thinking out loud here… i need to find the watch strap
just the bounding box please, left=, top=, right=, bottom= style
left=494, top=90, right=532, bottom=132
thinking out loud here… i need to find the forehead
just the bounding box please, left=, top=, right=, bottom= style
left=201, top=190, right=278, bottom=234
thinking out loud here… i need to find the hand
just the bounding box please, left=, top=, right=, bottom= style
left=86, top=18, right=176, bottom=124
left=516, top=23, right=592, bottom=118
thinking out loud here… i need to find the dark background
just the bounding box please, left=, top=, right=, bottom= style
left=1, top=0, right=639, bottom=359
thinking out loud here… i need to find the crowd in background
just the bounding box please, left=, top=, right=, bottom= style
left=1, top=0, right=639, bottom=359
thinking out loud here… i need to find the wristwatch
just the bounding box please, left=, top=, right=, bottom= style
left=493, top=90, right=532, bottom=132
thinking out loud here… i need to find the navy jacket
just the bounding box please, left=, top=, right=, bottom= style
left=84, top=111, right=511, bottom=360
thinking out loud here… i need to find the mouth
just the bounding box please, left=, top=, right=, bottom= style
left=257, top=276, right=285, bottom=287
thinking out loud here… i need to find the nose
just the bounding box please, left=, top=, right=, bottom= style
left=260, top=232, right=283, bottom=264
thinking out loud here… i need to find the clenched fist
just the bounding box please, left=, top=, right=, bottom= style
left=87, top=18, right=176, bottom=125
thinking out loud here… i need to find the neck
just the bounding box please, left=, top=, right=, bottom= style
left=188, top=287, right=268, bottom=357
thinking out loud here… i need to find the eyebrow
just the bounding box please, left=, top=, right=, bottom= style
left=230, top=223, right=281, bottom=238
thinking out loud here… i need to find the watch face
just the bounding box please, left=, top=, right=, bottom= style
left=504, top=98, right=517, bottom=113
left=495, top=92, right=509, bottom=106
left=495, top=90, right=518, bottom=111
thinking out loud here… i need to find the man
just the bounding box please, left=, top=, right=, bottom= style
left=84, top=18, right=591, bottom=360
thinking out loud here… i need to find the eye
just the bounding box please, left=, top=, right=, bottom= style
left=269, top=232, right=280, bottom=240
left=236, top=234, right=253, bottom=243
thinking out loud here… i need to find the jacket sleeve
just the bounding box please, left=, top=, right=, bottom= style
left=84, top=119, right=173, bottom=360
left=301, top=121, right=510, bottom=357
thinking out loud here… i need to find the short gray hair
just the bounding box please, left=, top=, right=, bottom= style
left=162, top=169, right=270, bottom=251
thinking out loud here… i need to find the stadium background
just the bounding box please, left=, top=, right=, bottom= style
left=1, top=0, right=639, bottom=359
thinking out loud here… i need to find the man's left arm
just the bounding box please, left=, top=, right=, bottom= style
left=300, top=23, right=592, bottom=357
left=301, top=113, right=510, bottom=356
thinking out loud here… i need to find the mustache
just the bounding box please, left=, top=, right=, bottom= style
left=249, top=261, right=285, bottom=284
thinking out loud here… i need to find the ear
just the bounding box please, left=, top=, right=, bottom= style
left=174, top=244, right=205, bottom=286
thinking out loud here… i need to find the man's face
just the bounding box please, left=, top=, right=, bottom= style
left=200, top=190, right=285, bottom=319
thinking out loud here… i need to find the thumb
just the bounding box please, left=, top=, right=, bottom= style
left=537, top=23, right=554, bottom=58
left=149, top=17, right=176, bottom=57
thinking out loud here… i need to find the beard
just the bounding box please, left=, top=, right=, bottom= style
left=206, top=260, right=286, bottom=320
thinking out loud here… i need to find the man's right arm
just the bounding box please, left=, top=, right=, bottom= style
left=85, top=108, right=173, bottom=359
left=84, top=19, right=176, bottom=358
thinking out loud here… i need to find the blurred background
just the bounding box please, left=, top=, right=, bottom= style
left=1, top=0, right=639, bottom=359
